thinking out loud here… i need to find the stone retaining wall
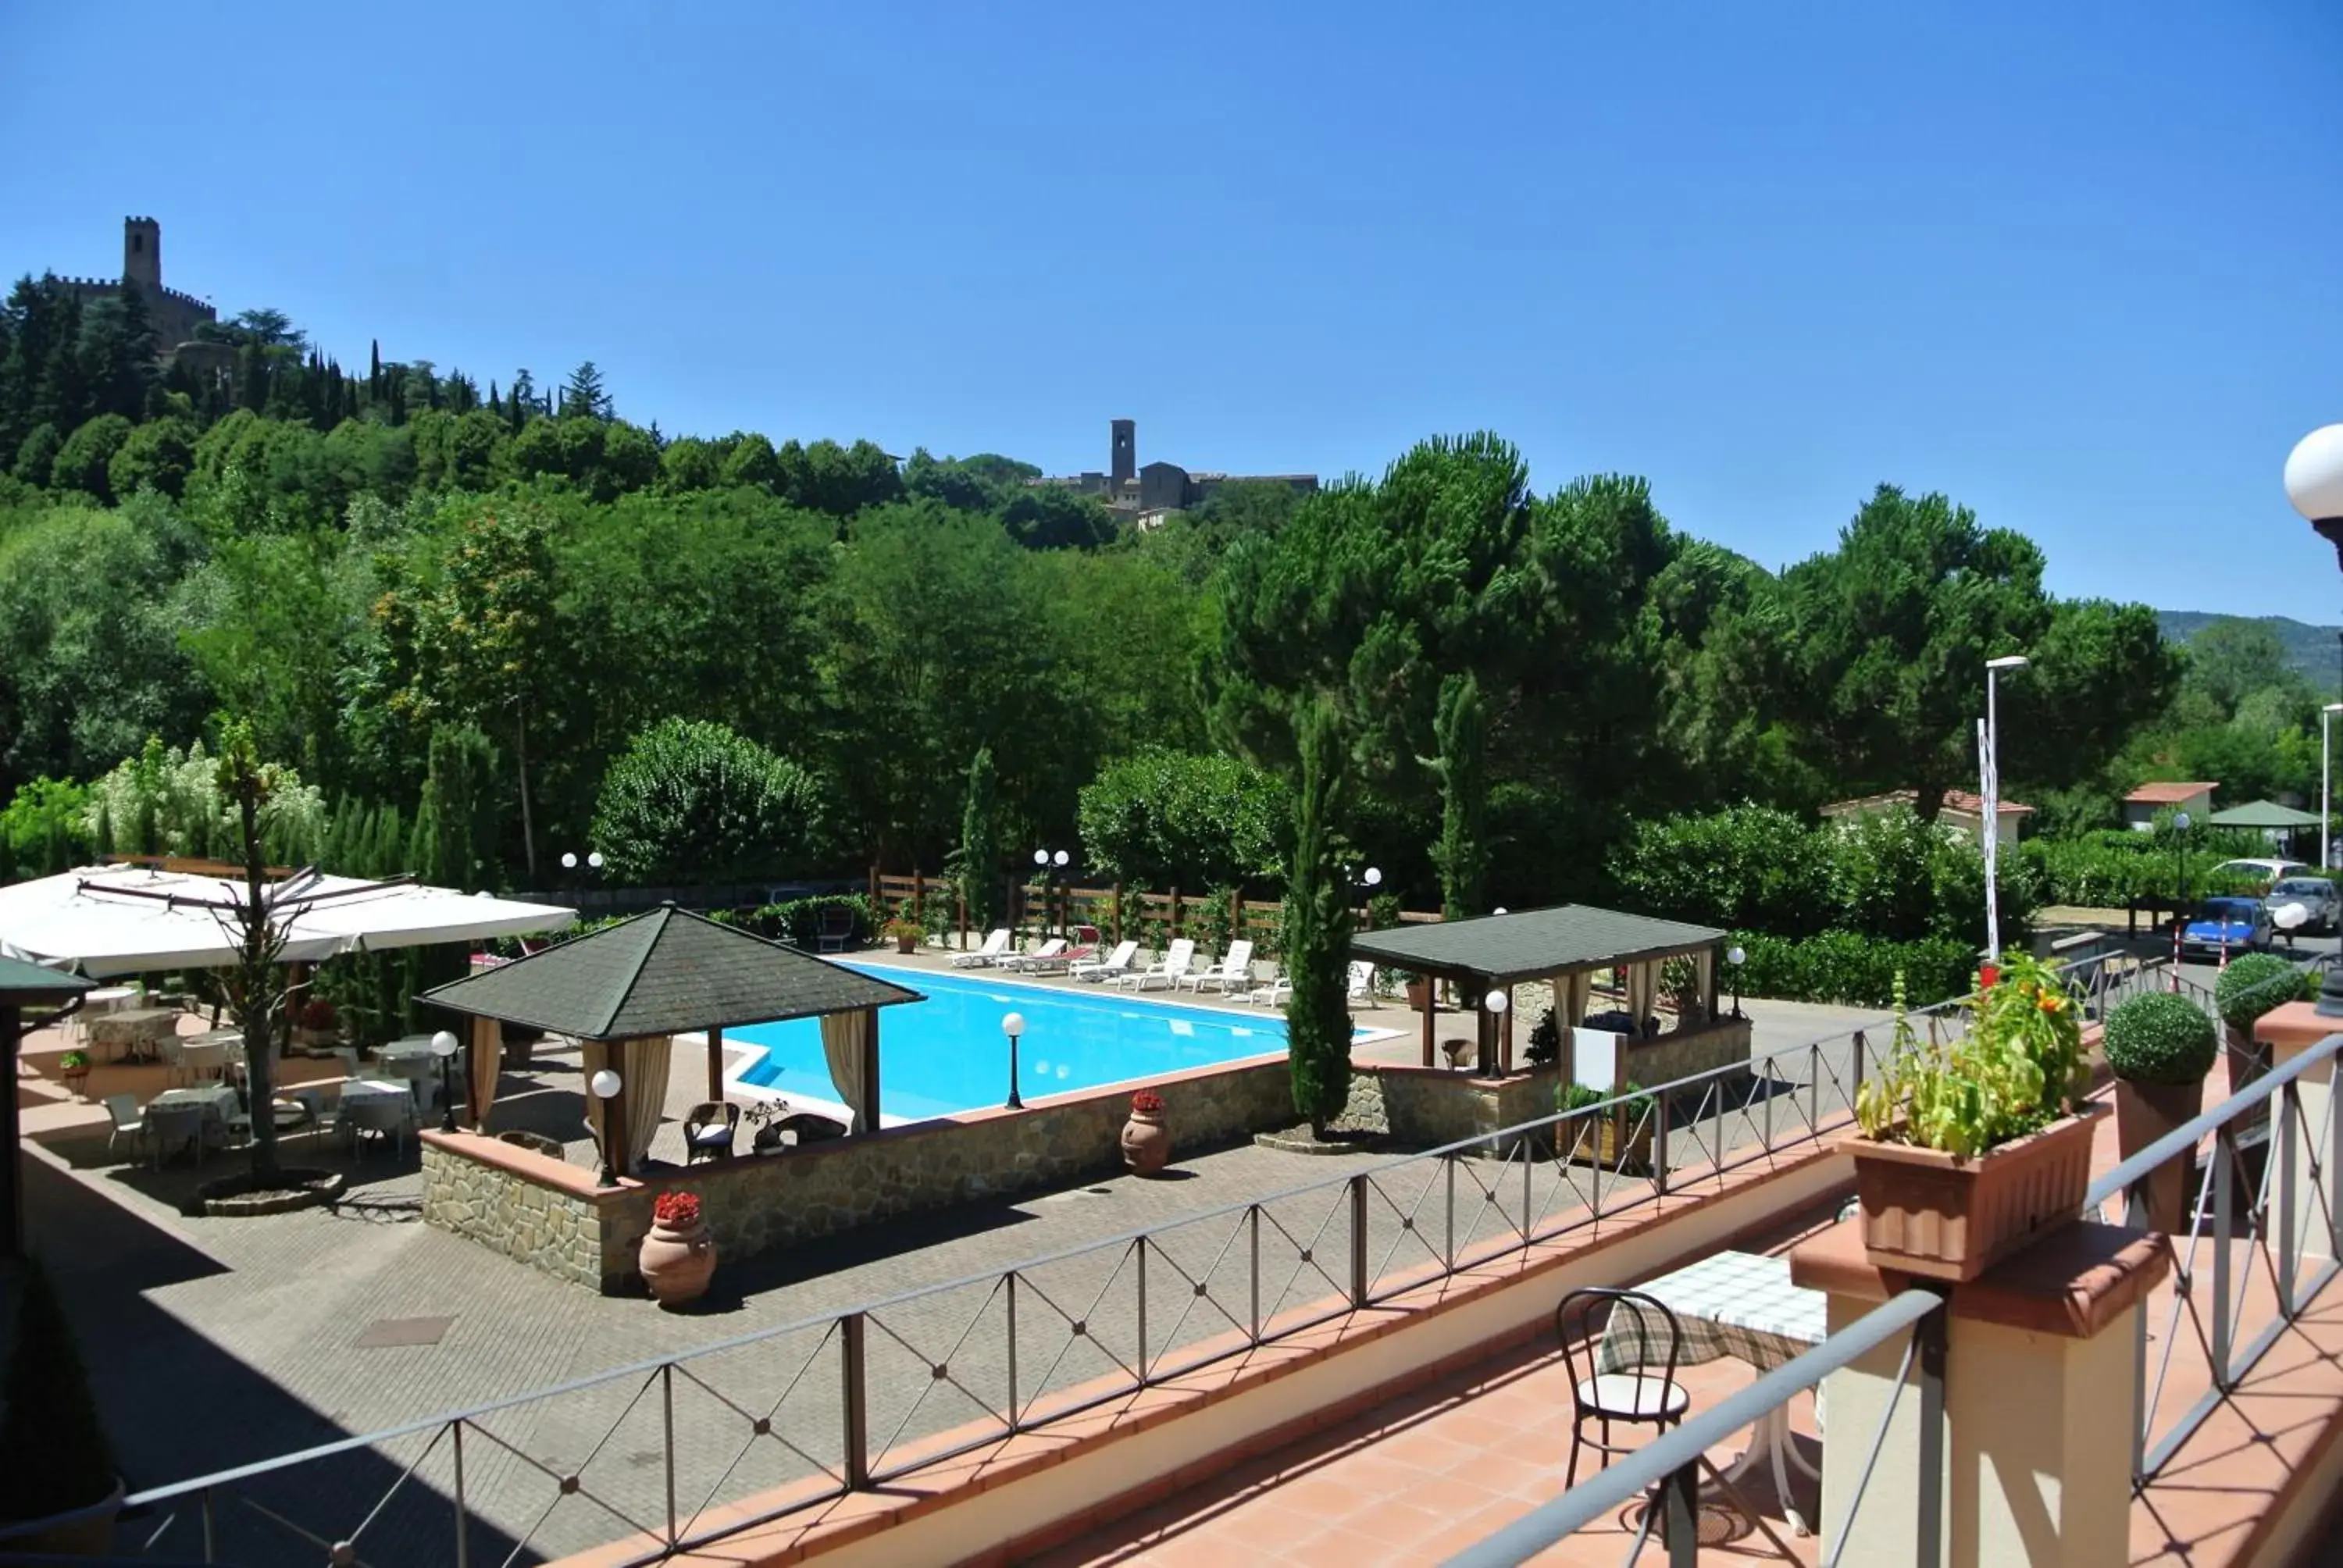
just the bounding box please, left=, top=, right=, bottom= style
left=422, top=1053, right=1297, bottom=1294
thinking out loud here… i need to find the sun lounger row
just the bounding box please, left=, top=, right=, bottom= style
left=935, top=934, right=1385, bottom=1008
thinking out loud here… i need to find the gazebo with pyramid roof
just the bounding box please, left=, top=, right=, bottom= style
left=421, top=904, right=921, bottom=1174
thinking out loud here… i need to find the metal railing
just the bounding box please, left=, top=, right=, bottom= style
left=4, top=955, right=2149, bottom=1566
left=1439, top=1288, right=1949, bottom=1568
left=2089, top=1017, right=2343, bottom=1488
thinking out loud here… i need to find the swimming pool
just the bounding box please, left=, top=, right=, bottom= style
left=729, top=964, right=1331, bottom=1123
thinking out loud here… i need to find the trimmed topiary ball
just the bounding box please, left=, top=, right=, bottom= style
left=2104, top=992, right=2219, bottom=1087
left=2215, top=951, right=2299, bottom=1032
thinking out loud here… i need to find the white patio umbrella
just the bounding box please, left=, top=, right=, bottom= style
left=0, top=865, right=576, bottom=978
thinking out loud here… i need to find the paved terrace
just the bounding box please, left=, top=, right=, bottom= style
left=1032, top=1060, right=2343, bottom=1568
left=16, top=961, right=1882, bottom=1565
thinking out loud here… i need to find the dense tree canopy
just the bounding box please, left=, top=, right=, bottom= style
left=0, top=276, right=2202, bottom=918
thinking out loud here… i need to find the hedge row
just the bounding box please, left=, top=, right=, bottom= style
left=2016, top=830, right=2329, bottom=908
left=1730, top=930, right=1977, bottom=1010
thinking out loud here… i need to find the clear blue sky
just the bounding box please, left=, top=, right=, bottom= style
left=8, top=2, right=2341, bottom=618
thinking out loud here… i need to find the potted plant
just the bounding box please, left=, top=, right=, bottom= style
left=881, top=916, right=923, bottom=955
left=2102, top=992, right=2217, bottom=1235
left=638, top=1188, right=717, bottom=1308
left=2213, top=950, right=2298, bottom=1097
left=1560, top=1081, right=1655, bottom=1168
left=0, top=1260, right=123, bottom=1555
left=57, top=1049, right=91, bottom=1099
left=1403, top=973, right=1432, bottom=1011
left=1525, top=1007, right=1560, bottom=1067
left=1122, top=1089, right=1171, bottom=1175
left=292, top=998, right=338, bottom=1049
left=1849, top=957, right=2099, bottom=1281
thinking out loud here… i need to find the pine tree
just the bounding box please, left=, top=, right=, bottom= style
left=562, top=360, right=610, bottom=420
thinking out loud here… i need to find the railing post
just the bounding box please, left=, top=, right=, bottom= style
left=1761, top=1054, right=1774, bottom=1152
left=2282, top=1081, right=2300, bottom=1312
left=1808, top=1041, right=1821, bottom=1135
left=1852, top=1029, right=1866, bottom=1108
left=1658, top=1457, right=1699, bottom=1566
left=1350, top=1174, right=1370, bottom=1306
left=1651, top=1092, right=1670, bottom=1197
left=1444, top=1153, right=1457, bottom=1269
left=1136, top=1236, right=1150, bottom=1380
left=1249, top=1204, right=1261, bottom=1342
left=2213, top=1124, right=2235, bottom=1385
left=662, top=1362, right=678, bottom=1546
left=1916, top=1299, right=1946, bottom=1568
left=1521, top=1137, right=1534, bottom=1245
left=842, top=1312, right=870, bottom=1490
left=201, top=1483, right=219, bottom=1563
left=1005, top=1272, right=1020, bottom=1429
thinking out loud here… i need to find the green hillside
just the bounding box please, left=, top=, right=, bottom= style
left=2159, top=611, right=2343, bottom=690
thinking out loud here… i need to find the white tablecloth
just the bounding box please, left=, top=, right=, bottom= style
left=1596, top=1250, right=1827, bottom=1374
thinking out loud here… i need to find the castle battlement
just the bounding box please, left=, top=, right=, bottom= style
left=48, top=220, right=218, bottom=348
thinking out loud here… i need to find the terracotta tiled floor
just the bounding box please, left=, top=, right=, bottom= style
left=1025, top=1228, right=1831, bottom=1568
left=1032, top=1064, right=2343, bottom=1568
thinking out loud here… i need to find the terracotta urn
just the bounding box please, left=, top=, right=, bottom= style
left=639, top=1198, right=717, bottom=1307
left=1121, top=1099, right=1170, bottom=1175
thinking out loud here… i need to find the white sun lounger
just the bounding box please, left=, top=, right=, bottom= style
left=1181, top=939, right=1255, bottom=993
left=1000, top=937, right=1068, bottom=973
left=1070, top=939, right=1140, bottom=982
left=1118, top=938, right=1195, bottom=991
left=950, top=929, right=1013, bottom=968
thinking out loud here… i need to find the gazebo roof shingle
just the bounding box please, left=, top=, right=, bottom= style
left=420, top=905, right=922, bottom=1039
left=0, top=953, right=93, bottom=1000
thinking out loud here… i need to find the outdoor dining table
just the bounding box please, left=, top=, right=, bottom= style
left=144, top=1082, right=244, bottom=1160
left=1595, top=1249, right=1828, bottom=1536
left=91, top=1006, right=184, bottom=1065
left=376, top=1035, right=444, bottom=1066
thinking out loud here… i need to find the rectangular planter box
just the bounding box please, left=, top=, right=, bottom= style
left=1566, top=1113, right=1654, bottom=1172
left=1849, top=1107, right=2102, bottom=1282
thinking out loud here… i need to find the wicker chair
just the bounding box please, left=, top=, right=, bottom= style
left=683, top=1102, right=739, bottom=1164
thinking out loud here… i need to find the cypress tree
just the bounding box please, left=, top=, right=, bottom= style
left=956, top=746, right=999, bottom=933
left=1283, top=699, right=1355, bottom=1135
left=1430, top=672, right=1489, bottom=921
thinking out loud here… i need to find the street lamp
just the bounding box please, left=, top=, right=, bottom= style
left=2172, top=811, right=2192, bottom=926
left=430, top=1029, right=460, bottom=1133
left=1981, top=654, right=2029, bottom=973
left=560, top=850, right=604, bottom=871
left=1726, top=945, right=1746, bottom=1020
left=588, top=1068, right=622, bottom=1186
left=1030, top=849, right=1071, bottom=941
left=2286, top=425, right=2343, bottom=568
left=1001, top=1011, right=1026, bottom=1110
left=2323, top=704, right=2343, bottom=872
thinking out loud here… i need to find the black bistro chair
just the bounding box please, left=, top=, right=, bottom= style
left=1555, top=1286, right=1690, bottom=1487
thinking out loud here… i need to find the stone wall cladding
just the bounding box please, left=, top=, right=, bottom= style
left=1373, top=1017, right=1753, bottom=1156
left=420, top=1143, right=601, bottom=1289
left=426, top=1055, right=1298, bottom=1294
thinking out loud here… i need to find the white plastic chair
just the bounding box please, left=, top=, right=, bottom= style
left=102, top=1094, right=145, bottom=1158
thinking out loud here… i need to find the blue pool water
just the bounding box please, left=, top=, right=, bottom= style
left=730, top=964, right=1310, bottom=1123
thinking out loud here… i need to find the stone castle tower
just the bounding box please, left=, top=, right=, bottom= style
left=1111, top=418, right=1136, bottom=489
left=55, top=217, right=219, bottom=359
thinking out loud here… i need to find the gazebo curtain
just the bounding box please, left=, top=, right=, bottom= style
left=1626, top=963, right=1655, bottom=1035
left=1561, top=971, right=1592, bottom=1035
left=822, top=1011, right=872, bottom=1132
left=466, top=1014, right=500, bottom=1130
left=581, top=1035, right=673, bottom=1173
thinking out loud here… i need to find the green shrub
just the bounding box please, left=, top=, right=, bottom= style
left=590, top=718, right=822, bottom=885
left=736, top=895, right=876, bottom=949
left=2214, top=951, right=2300, bottom=1032
left=1077, top=748, right=1289, bottom=888
left=0, top=1260, right=116, bottom=1520
left=1729, top=930, right=1976, bottom=1008
left=2103, top=992, right=2219, bottom=1086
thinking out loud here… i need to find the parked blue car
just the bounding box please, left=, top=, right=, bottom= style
left=2181, top=896, right=2273, bottom=959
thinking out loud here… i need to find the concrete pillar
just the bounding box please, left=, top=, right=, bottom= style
left=2255, top=1000, right=2341, bottom=1265
left=1792, top=1220, right=2168, bottom=1568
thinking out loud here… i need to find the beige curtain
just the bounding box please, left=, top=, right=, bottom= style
left=626, top=1035, right=671, bottom=1168
left=466, top=1014, right=500, bottom=1130
left=580, top=1036, right=672, bottom=1173
left=822, top=1010, right=872, bottom=1132
left=1563, top=971, right=1592, bottom=1034
left=1693, top=950, right=1715, bottom=1025
left=1627, top=963, right=1655, bottom=1037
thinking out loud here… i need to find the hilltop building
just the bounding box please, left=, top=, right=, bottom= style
left=1034, top=419, right=1317, bottom=525
left=52, top=217, right=220, bottom=363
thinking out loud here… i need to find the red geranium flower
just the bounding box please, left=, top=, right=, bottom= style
left=654, top=1190, right=701, bottom=1228
left=1130, top=1090, right=1165, bottom=1114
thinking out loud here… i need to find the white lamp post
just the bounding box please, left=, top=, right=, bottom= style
left=1981, top=654, right=2029, bottom=970
left=2324, top=704, right=2343, bottom=872
left=1727, top=945, right=1746, bottom=1019
left=588, top=1067, right=622, bottom=1186
left=430, top=1029, right=460, bottom=1133
left=2286, top=425, right=2343, bottom=568
left=1001, top=1012, right=1026, bottom=1109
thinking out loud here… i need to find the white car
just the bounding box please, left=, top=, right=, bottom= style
left=2207, top=857, right=2313, bottom=892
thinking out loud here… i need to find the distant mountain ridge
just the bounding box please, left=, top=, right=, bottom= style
left=2158, top=611, right=2343, bottom=685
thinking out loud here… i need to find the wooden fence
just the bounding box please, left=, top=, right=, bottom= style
left=868, top=868, right=1439, bottom=953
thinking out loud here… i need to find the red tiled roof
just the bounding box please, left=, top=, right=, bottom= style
left=2125, top=781, right=2219, bottom=805
left=1820, top=788, right=2035, bottom=818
